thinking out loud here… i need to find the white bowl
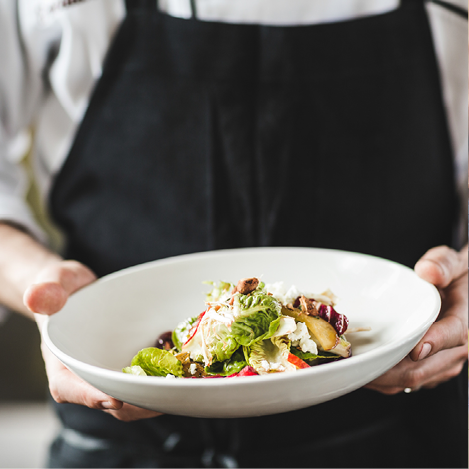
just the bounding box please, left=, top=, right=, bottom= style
left=43, top=247, right=440, bottom=418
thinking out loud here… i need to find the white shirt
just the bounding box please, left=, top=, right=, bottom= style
left=0, top=0, right=467, bottom=245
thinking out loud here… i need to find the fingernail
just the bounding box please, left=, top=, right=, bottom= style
left=100, top=401, right=116, bottom=410
left=418, top=343, right=432, bottom=360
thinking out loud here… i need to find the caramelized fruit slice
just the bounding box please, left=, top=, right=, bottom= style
left=282, top=307, right=339, bottom=351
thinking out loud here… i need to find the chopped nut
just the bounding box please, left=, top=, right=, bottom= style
left=235, top=277, right=259, bottom=295
left=299, top=296, right=318, bottom=316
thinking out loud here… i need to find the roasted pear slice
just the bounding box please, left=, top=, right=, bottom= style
left=281, top=307, right=339, bottom=351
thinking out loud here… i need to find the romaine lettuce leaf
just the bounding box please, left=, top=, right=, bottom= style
left=205, top=323, right=239, bottom=363
left=130, top=347, right=184, bottom=377
left=247, top=336, right=296, bottom=375
left=231, top=289, right=282, bottom=347
left=122, top=365, right=147, bottom=376
left=205, top=348, right=247, bottom=376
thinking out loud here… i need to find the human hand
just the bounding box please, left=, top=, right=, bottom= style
left=365, top=245, right=468, bottom=394
left=25, top=260, right=162, bottom=421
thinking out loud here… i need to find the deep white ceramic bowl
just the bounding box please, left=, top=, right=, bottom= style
left=43, top=247, right=440, bottom=418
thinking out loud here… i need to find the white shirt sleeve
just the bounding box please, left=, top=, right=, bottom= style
left=426, top=0, right=468, bottom=246
left=0, top=1, right=45, bottom=242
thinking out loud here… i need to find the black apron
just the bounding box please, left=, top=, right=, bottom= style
left=48, top=0, right=466, bottom=467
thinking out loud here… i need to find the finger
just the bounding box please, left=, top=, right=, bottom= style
left=365, top=346, right=466, bottom=394
left=414, top=246, right=467, bottom=289
left=104, top=403, right=163, bottom=422
left=364, top=356, right=413, bottom=394
left=51, top=367, right=123, bottom=410
left=42, top=346, right=123, bottom=410
left=412, top=350, right=466, bottom=390
left=24, top=260, right=96, bottom=315
left=409, top=274, right=468, bottom=361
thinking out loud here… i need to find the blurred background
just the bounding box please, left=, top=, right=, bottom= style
left=0, top=141, right=61, bottom=468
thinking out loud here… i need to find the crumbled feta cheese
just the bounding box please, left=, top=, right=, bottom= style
left=270, top=362, right=285, bottom=372
left=288, top=322, right=318, bottom=355
left=288, top=321, right=308, bottom=341
left=265, top=282, right=336, bottom=308
left=271, top=316, right=297, bottom=337
left=298, top=336, right=318, bottom=354
left=189, top=363, right=197, bottom=375
left=261, top=359, right=270, bottom=371
left=265, top=282, right=303, bottom=306
left=165, top=374, right=176, bottom=379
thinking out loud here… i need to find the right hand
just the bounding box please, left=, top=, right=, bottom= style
left=24, top=260, right=162, bottom=421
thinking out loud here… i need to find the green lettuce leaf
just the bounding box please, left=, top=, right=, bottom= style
left=130, top=347, right=184, bottom=377
left=231, top=289, right=282, bottom=347
left=204, top=280, right=233, bottom=303
left=247, top=336, right=295, bottom=375
left=205, top=348, right=247, bottom=376
left=289, top=346, right=341, bottom=362
left=172, top=316, right=198, bottom=351
left=205, top=323, right=239, bottom=363
left=122, top=365, right=147, bottom=376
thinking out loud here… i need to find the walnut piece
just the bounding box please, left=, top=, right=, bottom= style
left=299, top=296, right=318, bottom=316
left=235, top=277, right=259, bottom=295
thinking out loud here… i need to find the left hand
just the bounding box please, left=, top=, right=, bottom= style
left=365, top=245, right=468, bottom=394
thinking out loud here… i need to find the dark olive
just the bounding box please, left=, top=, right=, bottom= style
left=155, top=331, right=174, bottom=350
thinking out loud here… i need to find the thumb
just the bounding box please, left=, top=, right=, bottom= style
left=24, top=260, right=96, bottom=315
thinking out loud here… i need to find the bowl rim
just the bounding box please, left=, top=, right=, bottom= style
left=42, top=246, right=441, bottom=387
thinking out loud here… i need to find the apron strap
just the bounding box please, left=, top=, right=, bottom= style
left=189, top=0, right=197, bottom=18
left=430, top=0, right=468, bottom=17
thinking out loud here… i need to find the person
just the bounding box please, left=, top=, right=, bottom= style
left=0, top=0, right=467, bottom=467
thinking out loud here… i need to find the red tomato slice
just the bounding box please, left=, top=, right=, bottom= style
left=237, top=366, right=258, bottom=376
left=227, top=366, right=259, bottom=378
left=287, top=352, right=310, bottom=369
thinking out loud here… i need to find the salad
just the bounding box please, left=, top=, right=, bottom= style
left=123, top=277, right=364, bottom=379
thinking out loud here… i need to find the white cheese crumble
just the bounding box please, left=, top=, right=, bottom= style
left=287, top=322, right=318, bottom=355
left=189, top=363, right=197, bottom=375
left=165, top=374, right=176, bottom=379
left=270, top=362, right=285, bottom=372
left=265, top=282, right=337, bottom=307
left=271, top=316, right=297, bottom=337
left=265, top=282, right=302, bottom=306
left=261, top=359, right=270, bottom=372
